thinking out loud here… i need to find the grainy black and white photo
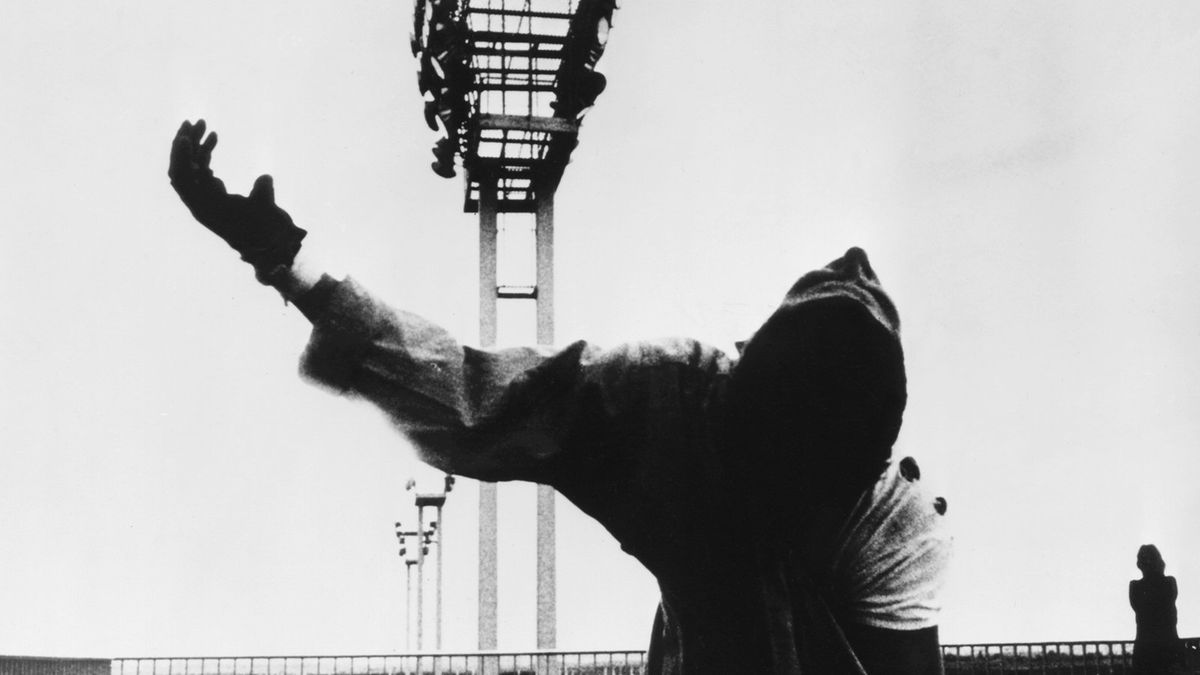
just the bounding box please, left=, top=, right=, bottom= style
left=1, top=2, right=1198, bottom=674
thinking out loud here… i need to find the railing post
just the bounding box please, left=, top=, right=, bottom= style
left=482, top=652, right=499, bottom=675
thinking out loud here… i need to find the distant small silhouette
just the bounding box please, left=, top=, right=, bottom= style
left=1129, top=544, right=1182, bottom=674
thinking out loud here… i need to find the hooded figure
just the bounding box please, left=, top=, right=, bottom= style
left=289, top=247, right=950, bottom=674
left=168, top=120, right=952, bottom=674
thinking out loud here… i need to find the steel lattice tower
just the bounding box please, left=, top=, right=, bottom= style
left=410, top=0, right=617, bottom=651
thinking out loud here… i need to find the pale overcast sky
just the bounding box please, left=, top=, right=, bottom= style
left=2, top=0, right=1199, bottom=659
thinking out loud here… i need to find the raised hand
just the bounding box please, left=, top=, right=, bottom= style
left=168, top=119, right=306, bottom=280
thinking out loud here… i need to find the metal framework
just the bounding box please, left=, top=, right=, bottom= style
left=409, top=0, right=618, bottom=654
left=411, top=0, right=616, bottom=205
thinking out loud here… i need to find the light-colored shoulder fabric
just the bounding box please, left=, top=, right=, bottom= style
left=827, top=458, right=952, bottom=630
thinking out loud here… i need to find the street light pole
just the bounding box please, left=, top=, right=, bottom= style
left=436, top=475, right=454, bottom=649
left=436, top=507, right=443, bottom=650
left=395, top=522, right=421, bottom=651
left=416, top=508, right=426, bottom=650
left=405, top=557, right=418, bottom=650
left=408, top=475, right=454, bottom=651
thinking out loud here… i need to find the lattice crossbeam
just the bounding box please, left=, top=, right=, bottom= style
left=411, top=0, right=617, bottom=212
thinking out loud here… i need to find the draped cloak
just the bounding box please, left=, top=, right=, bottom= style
left=294, top=247, right=950, bottom=673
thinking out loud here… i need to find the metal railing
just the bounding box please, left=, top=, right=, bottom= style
left=0, top=656, right=110, bottom=675
left=22, top=638, right=1195, bottom=675
left=942, top=637, right=1200, bottom=674
left=110, top=651, right=646, bottom=675
left=942, top=640, right=1135, bottom=674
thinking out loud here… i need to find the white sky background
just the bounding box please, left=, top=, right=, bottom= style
left=1, top=0, right=1199, bottom=658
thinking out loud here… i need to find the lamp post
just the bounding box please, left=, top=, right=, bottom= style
left=412, top=474, right=454, bottom=650
left=395, top=518, right=437, bottom=650
left=394, top=522, right=422, bottom=651
left=400, top=474, right=454, bottom=651
left=405, top=557, right=419, bottom=649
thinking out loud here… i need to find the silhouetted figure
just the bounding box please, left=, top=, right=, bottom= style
left=167, top=119, right=953, bottom=674
left=1130, top=544, right=1181, bottom=675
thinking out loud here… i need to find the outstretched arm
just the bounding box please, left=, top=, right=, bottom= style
left=165, top=119, right=592, bottom=484
left=294, top=274, right=599, bottom=482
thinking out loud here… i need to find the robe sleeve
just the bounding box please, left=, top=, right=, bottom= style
left=294, top=275, right=602, bottom=484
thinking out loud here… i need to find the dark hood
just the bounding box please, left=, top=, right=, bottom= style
left=770, top=246, right=900, bottom=340
left=725, top=247, right=907, bottom=520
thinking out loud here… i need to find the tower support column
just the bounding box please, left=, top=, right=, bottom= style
left=477, top=177, right=499, bottom=653
left=535, top=192, right=557, bottom=650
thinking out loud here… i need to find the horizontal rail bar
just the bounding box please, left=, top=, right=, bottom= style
left=471, top=46, right=565, bottom=58
left=475, top=67, right=561, bottom=75
left=111, top=650, right=649, bottom=661
left=479, top=114, right=577, bottom=133
left=470, top=31, right=569, bottom=45
left=466, top=7, right=574, bottom=21
left=475, top=82, right=557, bottom=92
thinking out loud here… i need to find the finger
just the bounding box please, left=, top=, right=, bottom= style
left=171, top=130, right=193, bottom=157
left=192, top=119, right=207, bottom=144
left=168, top=133, right=195, bottom=181
left=249, top=174, right=275, bottom=204
left=196, top=131, right=217, bottom=169
left=175, top=119, right=193, bottom=140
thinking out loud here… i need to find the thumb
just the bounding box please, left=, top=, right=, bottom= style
left=249, top=174, right=275, bottom=205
